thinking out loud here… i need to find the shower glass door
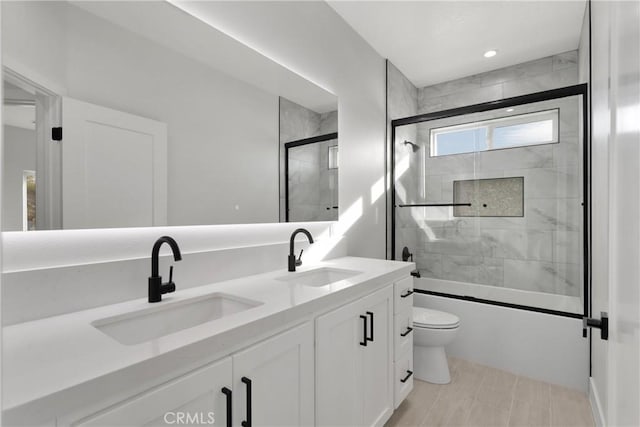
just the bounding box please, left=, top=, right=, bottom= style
left=392, top=86, right=588, bottom=317
left=285, top=134, right=339, bottom=222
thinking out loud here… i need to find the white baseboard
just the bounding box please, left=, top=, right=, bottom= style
left=589, top=377, right=606, bottom=427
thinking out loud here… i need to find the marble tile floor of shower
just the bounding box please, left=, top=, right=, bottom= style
left=385, top=357, right=595, bottom=427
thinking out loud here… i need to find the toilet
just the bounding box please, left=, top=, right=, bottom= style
left=413, top=307, right=460, bottom=384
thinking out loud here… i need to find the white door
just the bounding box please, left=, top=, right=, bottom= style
left=62, top=98, right=167, bottom=229
left=361, top=288, right=393, bottom=427
left=605, top=2, right=640, bottom=425
left=590, top=2, right=640, bottom=426
left=232, top=322, right=314, bottom=427
left=316, top=296, right=365, bottom=427
left=63, top=357, right=232, bottom=426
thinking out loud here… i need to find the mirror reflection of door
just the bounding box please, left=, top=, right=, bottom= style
left=61, top=98, right=167, bottom=229
left=285, top=133, right=339, bottom=222
left=3, top=80, right=38, bottom=231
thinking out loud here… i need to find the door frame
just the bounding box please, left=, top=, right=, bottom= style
left=3, top=66, right=62, bottom=230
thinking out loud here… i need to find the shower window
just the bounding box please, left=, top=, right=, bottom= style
left=430, top=109, right=559, bottom=157
left=391, top=85, right=588, bottom=317
left=328, top=145, right=339, bottom=169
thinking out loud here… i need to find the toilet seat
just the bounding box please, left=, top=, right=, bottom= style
left=413, top=307, right=460, bottom=329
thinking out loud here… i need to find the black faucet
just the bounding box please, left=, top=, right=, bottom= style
left=148, top=236, right=182, bottom=303
left=288, top=228, right=314, bottom=272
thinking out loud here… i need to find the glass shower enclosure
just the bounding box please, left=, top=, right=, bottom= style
left=391, top=85, right=588, bottom=317
left=285, top=133, right=339, bottom=222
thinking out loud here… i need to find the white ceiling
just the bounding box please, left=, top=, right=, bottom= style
left=328, top=1, right=587, bottom=88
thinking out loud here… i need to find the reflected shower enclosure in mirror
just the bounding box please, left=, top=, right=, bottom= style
left=279, top=97, right=339, bottom=222
left=1, top=1, right=337, bottom=231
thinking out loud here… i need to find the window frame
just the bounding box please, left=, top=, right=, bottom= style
left=429, top=108, right=560, bottom=157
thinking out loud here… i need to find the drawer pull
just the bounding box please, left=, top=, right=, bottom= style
left=400, top=370, right=414, bottom=383
left=359, top=315, right=368, bottom=346
left=241, top=377, right=252, bottom=427
left=400, top=290, right=414, bottom=298
left=400, top=327, right=413, bottom=337
left=221, top=387, right=232, bottom=427
left=366, top=311, right=374, bottom=342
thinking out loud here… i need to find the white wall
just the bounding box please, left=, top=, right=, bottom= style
left=2, top=126, right=36, bottom=231
left=2, top=1, right=280, bottom=226
left=171, top=1, right=387, bottom=258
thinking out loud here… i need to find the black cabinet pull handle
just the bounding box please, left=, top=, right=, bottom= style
left=359, top=315, right=368, bottom=346
left=366, top=311, right=374, bottom=342
left=400, top=370, right=413, bottom=383
left=221, top=387, right=232, bottom=427
left=241, top=377, right=252, bottom=427
left=400, top=327, right=413, bottom=337
left=400, top=290, right=414, bottom=298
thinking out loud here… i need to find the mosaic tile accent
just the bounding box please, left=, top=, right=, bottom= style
left=453, top=177, right=524, bottom=217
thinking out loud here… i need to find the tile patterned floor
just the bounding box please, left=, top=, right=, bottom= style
left=385, top=357, right=595, bottom=427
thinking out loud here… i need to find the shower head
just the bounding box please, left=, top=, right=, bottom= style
left=403, top=140, right=420, bottom=152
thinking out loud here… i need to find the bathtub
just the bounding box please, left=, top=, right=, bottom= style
left=413, top=277, right=589, bottom=392
left=414, top=276, right=583, bottom=315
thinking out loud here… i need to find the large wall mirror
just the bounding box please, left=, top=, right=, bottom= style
left=1, top=1, right=337, bottom=231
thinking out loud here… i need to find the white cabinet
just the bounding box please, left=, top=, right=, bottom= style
left=59, top=323, right=314, bottom=427
left=232, top=322, right=314, bottom=427
left=393, top=277, right=414, bottom=408
left=43, top=272, right=413, bottom=427
left=316, top=285, right=393, bottom=427
left=62, top=357, right=232, bottom=427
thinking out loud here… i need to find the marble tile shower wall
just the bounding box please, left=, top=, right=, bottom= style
left=279, top=97, right=338, bottom=221
left=288, top=139, right=338, bottom=222
left=386, top=61, right=419, bottom=258
left=417, top=51, right=579, bottom=114
left=399, top=51, right=583, bottom=298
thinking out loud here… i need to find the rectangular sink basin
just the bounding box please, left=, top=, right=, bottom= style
left=275, top=267, right=361, bottom=287
left=92, top=293, right=262, bottom=345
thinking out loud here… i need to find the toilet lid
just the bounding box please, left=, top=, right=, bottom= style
left=413, top=307, right=460, bottom=329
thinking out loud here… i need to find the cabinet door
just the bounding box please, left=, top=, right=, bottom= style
left=232, top=322, right=314, bottom=427
left=316, top=297, right=365, bottom=426
left=361, top=287, right=394, bottom=427
left=64, top=357, right=232, bottom=427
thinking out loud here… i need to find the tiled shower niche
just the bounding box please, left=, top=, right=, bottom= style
left=453, top=177, right=525, bottom=218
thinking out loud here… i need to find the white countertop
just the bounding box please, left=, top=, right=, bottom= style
left=3, top=256, right=413, bottom=414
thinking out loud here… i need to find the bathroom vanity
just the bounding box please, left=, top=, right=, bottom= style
left=2, top=257, right=414, bottom=426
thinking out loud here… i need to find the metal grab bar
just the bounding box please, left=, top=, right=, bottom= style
left=396, top=203, right=471, bottom=207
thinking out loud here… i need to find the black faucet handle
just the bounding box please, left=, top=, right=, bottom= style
left=161, top=265, right=176, bottom=295
left=296, top=249, right=304, bottom=267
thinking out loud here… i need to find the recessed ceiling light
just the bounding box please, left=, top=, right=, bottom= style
left=484, top=50, right=497, bottom=58
left=506, top=108, right=514, bottom=112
